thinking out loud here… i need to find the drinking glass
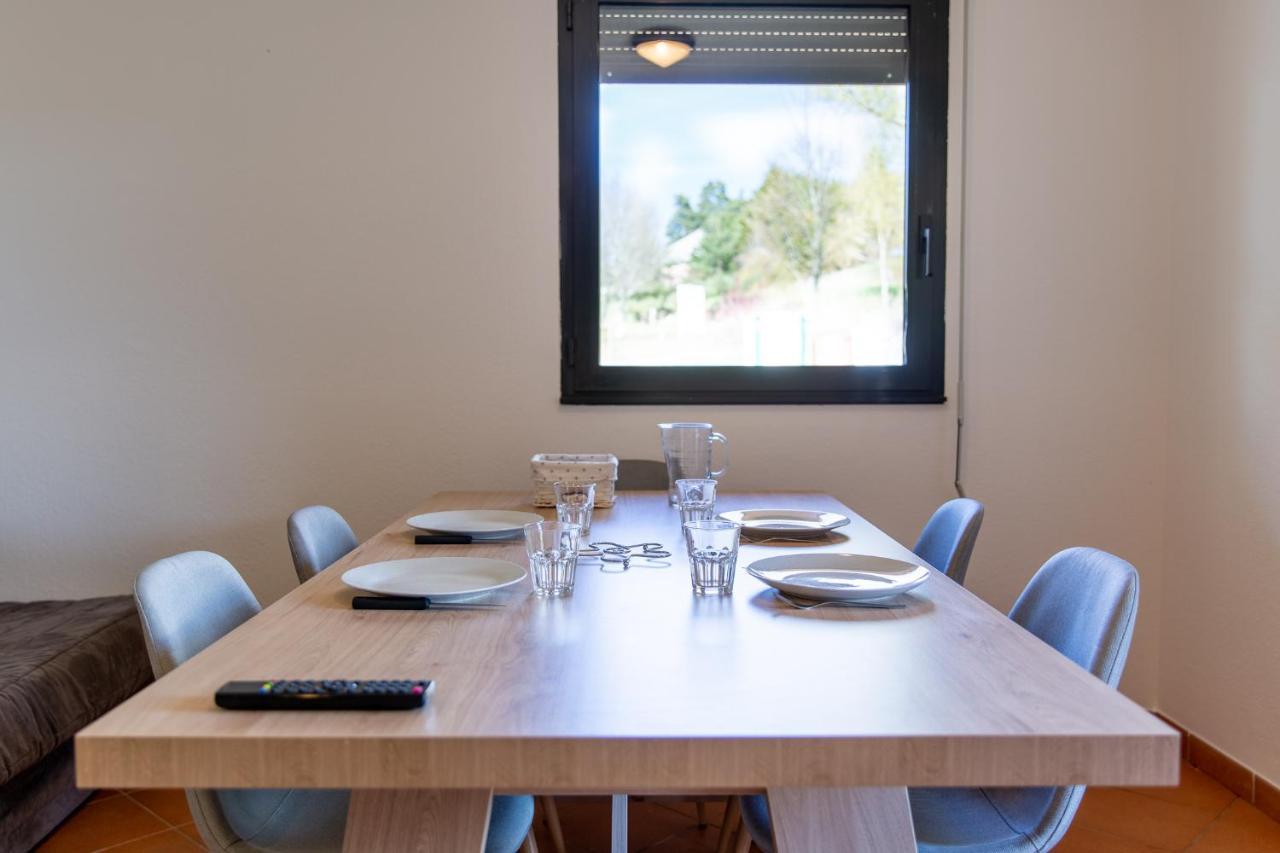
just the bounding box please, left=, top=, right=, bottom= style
left=554, top=481, right=596, bottom=537
left=524, top=521, right=581, bottom=597
left=659, top=422, right=729, bottom=504
left=682, top=520, right=741, bottom=596
left=675, top=478, right=718, bottom=527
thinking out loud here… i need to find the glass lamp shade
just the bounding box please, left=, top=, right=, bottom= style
left=634, top=36, right=694, bottom=68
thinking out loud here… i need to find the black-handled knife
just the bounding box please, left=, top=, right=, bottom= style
left=414, top=534, right=473, bottom=545
left=352, top=596, right=501, bottom=611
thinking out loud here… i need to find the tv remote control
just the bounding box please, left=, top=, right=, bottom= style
left=215, top=679, right=433, bottom=710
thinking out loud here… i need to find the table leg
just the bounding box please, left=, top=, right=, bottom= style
left=344, top=788, right=493, bottom=851
left=611, top=793, right=628, bottom=852
left=766, top=787, right=915, bottom=852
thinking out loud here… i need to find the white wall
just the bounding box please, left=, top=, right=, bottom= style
left=1159, top=0, right=1280, bottom=783
left=1, top=1, right=1171, bottom=705
left=959, top=0, right=1171, bottom=704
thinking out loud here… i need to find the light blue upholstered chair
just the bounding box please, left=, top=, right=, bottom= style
left=739, top=546, right=1140, bottom=852
left=287, top=505, right=358, bottom=583
left=914, top=497, right=985, bottom=585
left=133, top=551, right=535, bottom=853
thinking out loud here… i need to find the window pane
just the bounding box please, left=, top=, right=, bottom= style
left=599, top=82, right=906, bottom=366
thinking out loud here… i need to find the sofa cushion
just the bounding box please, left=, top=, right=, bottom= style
left=0, top=596, right=151, bottom=785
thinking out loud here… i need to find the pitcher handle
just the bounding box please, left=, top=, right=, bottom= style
left=709, top=432, right=729, bottom=479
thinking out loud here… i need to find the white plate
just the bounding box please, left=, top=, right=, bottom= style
left=746, top=553, right=929, bottom=602
left=719, top=508, right=850, bottom=538
left=342, top=557, right=527, bottom=601
left=406, top=510, right=543, bottom=540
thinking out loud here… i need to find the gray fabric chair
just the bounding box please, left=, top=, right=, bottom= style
left=913, top=497, right=985, bottom=585
left=286, top=505, right=358, bottom=583
left=616, top=458, right=669, bottom=490
left=740, top=546, right=1140, bottom=853
left=134, top=551, right=534, bottom=853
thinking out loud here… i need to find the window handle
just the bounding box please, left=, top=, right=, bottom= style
left=919, top=216, right=933, bottom=278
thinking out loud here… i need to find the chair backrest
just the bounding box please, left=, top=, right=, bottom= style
left=913, top=497, right=985, bottom=585
left=134, top=552, right=276, bottom=851
left=1009, top=547, right=1139, bottom=686
left=287, top=505, right=358, bottom=583
left=134, top=551, right=261, bottom=678
left=616, top=458, right=669, bottom=491
left=987, top=547, right=1141, bottom=850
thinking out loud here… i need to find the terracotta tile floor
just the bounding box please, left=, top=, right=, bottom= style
left=37, top=761, right=1280, bottom=852
left=37, top=789, right=200, bottom=852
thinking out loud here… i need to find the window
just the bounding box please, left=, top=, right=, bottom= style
left=560, top=0, right=947, bottom=404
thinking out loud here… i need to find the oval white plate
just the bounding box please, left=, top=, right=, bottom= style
left=719, top=509, right=850, bottom=538
left=406, top=510, right=544, bottom=540
left=342, top=557, right=527, bottom=601
left=746, top=553, right=929, bottom=602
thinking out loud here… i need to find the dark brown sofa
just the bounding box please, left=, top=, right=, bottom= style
left=0, top=597, right=152, bottom=852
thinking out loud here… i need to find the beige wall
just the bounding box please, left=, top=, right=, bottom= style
left=960, top=0, right=1171, bottom=704
left=1, top=0, right=1174, bottom=706
left=1159, top=1, right=1280, bottom=784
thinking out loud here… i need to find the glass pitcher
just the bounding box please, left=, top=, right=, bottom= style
left=658, top=422, right=729, bottom=505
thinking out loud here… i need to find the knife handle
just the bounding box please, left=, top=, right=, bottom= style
left=352, top=596, right=427, bottom=610
left=414, top=534, right=473, bottom=545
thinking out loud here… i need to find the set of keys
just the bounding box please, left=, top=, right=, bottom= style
left=579, top=541, right=672, bottom=571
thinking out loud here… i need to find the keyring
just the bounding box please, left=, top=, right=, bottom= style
left=584, top=541, right=673, bottom=572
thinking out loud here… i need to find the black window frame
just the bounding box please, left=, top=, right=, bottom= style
left=559, top=0, right=948, bottom=405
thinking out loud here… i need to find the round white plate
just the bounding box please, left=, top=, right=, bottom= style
left=342, top=557, right=527, bottom=601
left=746, top=553, right=929, bottom=602
left=719, top=508, right=850, bottom=538
left=406, top=510, right=543, bottom=540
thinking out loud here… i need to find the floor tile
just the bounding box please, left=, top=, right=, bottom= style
left=644, top=797, right=698, bottom=822
left=36, top=796, right=169, bottom=852
left=645, top=824, right=737, bottom=853
left=1125, top=761, right=1235, bottom=813
left=127, top=790, right=193, bottom=827
left=88, top=790, right=125, bottom=803
left=101, top=828, right=203, bottom=852
left=1074, top=786, right=1223, bottom=850
left=1056, top=826, right=1168, bottom=852
left=645, top=797, right=727, bottom=829
left=533, top=796, right=614, bottom=853
left=175, top=823, right=205, bottom=847
left=630, top=797, right=703, bottom=851
left=1187, top=798, right=1280, bottom=852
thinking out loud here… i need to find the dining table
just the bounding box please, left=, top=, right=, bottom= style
left=76, top=490, right=1179, bottom=851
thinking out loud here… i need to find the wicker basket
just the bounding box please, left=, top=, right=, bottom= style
left=531, top=453, right=619, bottom=507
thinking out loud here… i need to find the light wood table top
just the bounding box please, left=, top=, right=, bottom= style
left=78, top=490, right=1176, bottom=795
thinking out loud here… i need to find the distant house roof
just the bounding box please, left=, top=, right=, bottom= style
left=665, top=228, right=703, bottom=265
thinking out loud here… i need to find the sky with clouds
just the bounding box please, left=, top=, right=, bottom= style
left=600, top=83, right=894, bottom=223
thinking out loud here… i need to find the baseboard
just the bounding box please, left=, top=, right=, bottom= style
left=1153, top=710, right=1280, bottom=825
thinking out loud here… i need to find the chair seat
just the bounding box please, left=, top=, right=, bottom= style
left=217, top=789, right=347, bottom=852
left=913, top=785, right=1081, bottom=852
left=741, top=788, right=1063, bottom=853
left=213, top=790, right=534, bottom=853
left=910, top=787, right=1034, bottom=852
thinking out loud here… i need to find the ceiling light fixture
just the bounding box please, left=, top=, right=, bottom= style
left=632, top=28, right=695, bottom=68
